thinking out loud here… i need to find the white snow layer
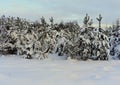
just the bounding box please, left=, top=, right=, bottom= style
left=0, top=55, right=120, bottom=85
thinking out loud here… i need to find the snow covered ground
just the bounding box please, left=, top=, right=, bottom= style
left=0, top=55, right=120, bottom=85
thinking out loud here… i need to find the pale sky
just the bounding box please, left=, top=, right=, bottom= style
left=0, top=0, right=120, bottom=25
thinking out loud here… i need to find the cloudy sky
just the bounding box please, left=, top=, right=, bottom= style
left=0, top=0, right=120, bottom=25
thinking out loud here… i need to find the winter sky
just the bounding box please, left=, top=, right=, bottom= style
left=0, top=0, right=120, bottom=25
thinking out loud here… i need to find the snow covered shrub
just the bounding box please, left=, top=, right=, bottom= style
left=0, top=24, right=17, bottom=54
left=109, top=20, right=120, bottom=59
left=91, top=29, right=109, bottom=60
left=77, top=27, right=109, bottom=60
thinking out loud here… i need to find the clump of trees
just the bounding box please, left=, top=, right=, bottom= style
left=0, top=14, right=118, bottom=60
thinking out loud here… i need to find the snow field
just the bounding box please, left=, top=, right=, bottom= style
left=0, top=55, right=120, bottom=85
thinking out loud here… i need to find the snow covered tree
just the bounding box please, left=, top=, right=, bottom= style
left=109, top=19, right=120, bottom=59
left=91, top=28, right=109, bottom=60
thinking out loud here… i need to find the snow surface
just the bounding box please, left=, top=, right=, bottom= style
left=0, top=55, right=120, bottom=85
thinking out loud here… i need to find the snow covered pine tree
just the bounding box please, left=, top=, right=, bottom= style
left=109, top=19, right=120, bottom=59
